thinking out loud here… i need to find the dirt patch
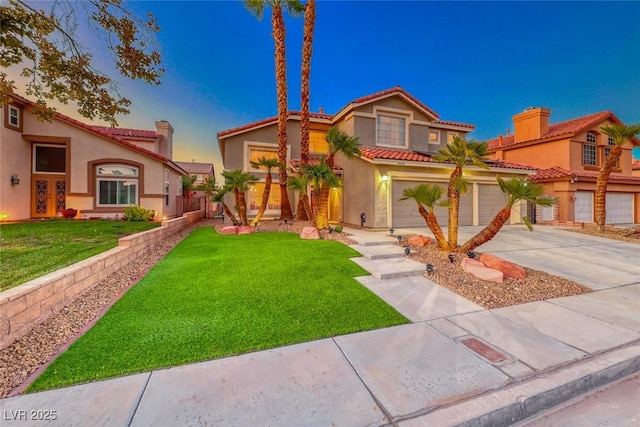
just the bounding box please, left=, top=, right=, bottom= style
left=567, top=225, right=640, bottom=244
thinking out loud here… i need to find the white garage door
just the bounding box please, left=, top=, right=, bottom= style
left=391, top=180, right=472, bottom=228
left=478, top=184, right=507, bottom=225
left=606, top=193, right=633, bottom=224
left=575, top=191, right=593, bottom=222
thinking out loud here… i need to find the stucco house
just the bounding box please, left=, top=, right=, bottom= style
left=175, top=161, right=215, bottom=198
left=487, top=108, right=640, bottom=224
left=217, top=86, right=534, bottom=228
left=1, top=93, right=186, bottom=221
left=633, top=160, right=640, bottom=177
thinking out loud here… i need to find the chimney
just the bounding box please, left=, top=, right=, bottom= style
left=155, top=120, right=174, bottom=159
left=319, top=107, right=324, bottom=114
left=512, top=107, right=550, bottom=143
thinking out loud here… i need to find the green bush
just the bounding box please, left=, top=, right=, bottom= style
left=123, top=206, right=155, bottom=222
left=334, top=225, right=343, bottom=233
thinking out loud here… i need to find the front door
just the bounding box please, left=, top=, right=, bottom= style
left=32, top=176, right=66, bottom=218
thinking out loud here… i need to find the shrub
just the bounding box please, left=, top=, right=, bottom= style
left=123, top=205, right=155, bottom=222
left=334, top=225, right=343, bottom=233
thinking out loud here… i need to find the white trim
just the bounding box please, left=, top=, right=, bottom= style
left=96, top=178, right=139, bottom=207
left=429, top=130, right=440, bottom=145
left=432, top=123, right=473, bottom=132
left=374, top=109, right=410, bottom=149
left=243, top=141, right=290, bottom=172
left=333, top=91, right=439, bottom=123
left=8, top=105, right=20, bottom=127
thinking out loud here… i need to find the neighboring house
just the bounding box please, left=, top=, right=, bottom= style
left=174, top=161, right=215, bottom=198
left=487, top=108, right=640, bottom=224
left=1, top=94, right=186, bottom=221
left=217, top=86, right=534, bottom=227
left=633, top=160, right=640, bottom=177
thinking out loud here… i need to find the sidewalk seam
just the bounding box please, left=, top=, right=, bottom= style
left=125, top=371, right=152, bottom=427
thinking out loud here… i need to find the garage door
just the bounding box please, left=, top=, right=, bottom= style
left=606, top=193, right=633, bottom=224
left=478, top=184, right=507, bottom=225
left=391, top=180, right=472, bottom=228
left=575, top=191, right=593, bottom=222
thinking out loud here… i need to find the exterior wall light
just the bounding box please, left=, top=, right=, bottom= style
left=10, top=174, right=20, bottom=185
left=381, top=175, right=389, bottom=182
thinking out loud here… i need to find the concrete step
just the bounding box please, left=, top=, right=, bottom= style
left=343, top=228, right=397, bottom=246
left=351, top=256, right=426, bottom=279
left=350, top=244, right=405, bottom=259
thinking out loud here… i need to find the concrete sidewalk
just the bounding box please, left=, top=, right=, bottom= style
left=2, top=226, right=639, bottom=426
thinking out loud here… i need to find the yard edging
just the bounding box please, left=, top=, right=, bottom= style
left=0, top=210, right=204, bottom=350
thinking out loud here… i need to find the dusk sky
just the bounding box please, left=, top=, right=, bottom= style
left=15, top=1, right=640, bottom=176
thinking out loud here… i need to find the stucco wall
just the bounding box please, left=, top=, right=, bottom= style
left=1, top=108, right=32, bottom=220
left=0, top=210, right=204, bottom=350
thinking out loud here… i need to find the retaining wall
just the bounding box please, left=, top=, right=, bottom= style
left=0, top=210, right=205, bottom=349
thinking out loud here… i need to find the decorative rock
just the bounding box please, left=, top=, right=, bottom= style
left=300, top=226, right=320, bottom=240
left=479, top=253, right=526, bottom=280
left=461, top=257, right=504, bottom=283
left=237, top=226, right=257, bottom=235
left=220, top=226, right=238, bottom=235
left=408, top=235, right=431, bottom=246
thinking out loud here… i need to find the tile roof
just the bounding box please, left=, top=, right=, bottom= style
left=7, top=93, right=184, bottom=172
left=289, top=159, right=342, bottom=171
left=217, top=111, right=332, bottom=138
left=487, top=111, right=615, bottom=150
left=217, top=87, right=474, bottom=138
left=91, top=126, right=160, bottom=139
left=359, top=147, right=436, bottom=163
left=345, top=86, right=440, bottom=120
left=175, top=161, right=214, bottom=174
left=530, top=166, right=640, bottom=182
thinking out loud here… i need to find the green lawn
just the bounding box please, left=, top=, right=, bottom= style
left=27, top=228, right=408, bottom=392
left=0, top=220, right=159, bottom=291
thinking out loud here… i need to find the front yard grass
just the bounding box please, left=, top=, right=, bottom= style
left=27, top=228, right=408, bottom=392
left=0, top=220, right=159, bottom=291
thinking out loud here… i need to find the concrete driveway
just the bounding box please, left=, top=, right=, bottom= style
left=392, top=225, right=640, bottom=290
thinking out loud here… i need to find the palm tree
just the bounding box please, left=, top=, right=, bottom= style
left=460, top=177, right=555, bottom=253
left=400, top=184, right=450, bottom=250
left=196, top=176, right=219, bottom=218
left=181, top=174, right=197, bottom=199
left=249, top=157, right=283, bottom=226
left=595, top=123, right=640, bottom=232
left=289, top=174, right=312, bottom=221
left=212, top=187, right=241, bottom=226
left=299, top=0, right=316, bottom=169
left=221, top=169, right=258, bottom=225
left=244, top=0, right=305, bottom=221
left=304, top=158, right=340, bottom=229
left=433, top=136, right=489, bottom=249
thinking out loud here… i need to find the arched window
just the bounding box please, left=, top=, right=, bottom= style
left=96, top=164, right=139, bottom=206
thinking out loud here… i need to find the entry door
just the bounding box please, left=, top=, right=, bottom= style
left=32, top=176, right=66, bottom=218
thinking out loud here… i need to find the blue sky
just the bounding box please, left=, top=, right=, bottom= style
left=16, top=1, right=640, bottom=174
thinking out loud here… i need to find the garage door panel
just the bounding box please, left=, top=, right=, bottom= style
left=575, top=191, right=593, bottom=222
left=478, top=184, right=507, bottom=225
left=606, top=193, right=633, bottom=224
left=391, top=180, right=472, bottom=228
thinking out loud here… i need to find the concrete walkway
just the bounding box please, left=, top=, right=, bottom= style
left=2, top=226, right=639, bottom=426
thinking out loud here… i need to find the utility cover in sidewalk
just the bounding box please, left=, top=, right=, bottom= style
left=460, top=337, right=506, bottom=363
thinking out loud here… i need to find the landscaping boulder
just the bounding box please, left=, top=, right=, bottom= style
left=479, top=253, right=526, bottom=280
left=300, top=226, right=320, bottom=240
left=220, top=226, right=238, bottom=235
left=237, top=226, right=257, bottom=235
left=408, top=235, right=431, bottom=246
left=461, top=257, right=504, bottom=283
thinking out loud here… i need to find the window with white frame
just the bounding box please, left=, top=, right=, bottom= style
left=447, top=132, right=459, bottom=144
left=247, top=145, right=279, bottom=171
left=429, top=130, right=440, bottom=144
left=604, top=136, right=619, bottom=167
left=248, top=182, right=281, bottom=212
left=33, top=144, right=66, bottom=173
left=586, top=132, right=597, bottom=143
left=376, top=114, right=406, bottom=147
left=96, top=164, right=139, bottom=206
left=582, top=143, right=596, bottom=166
left=9, top=105, right=20, bottom=127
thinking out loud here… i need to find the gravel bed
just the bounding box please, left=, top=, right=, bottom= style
left=0, top=220, right=214, bottom=398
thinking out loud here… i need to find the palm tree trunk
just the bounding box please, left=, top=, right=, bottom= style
left=272, top=6, right=293, bottom=220
left=223, top=203, right=241, bottom=226
left=417, top=204, right=449, bottom=250
left=447, top=167, right=461, bottom=248
left=316, top=185, right=329, bottom=229
left=296, top=195, right=309, bottom=220
left=299, top=0, right=315, bottom=168
left=250, top=175, right=272, bottom=227
left=594, top=146, right=622, bottom=232
left=237, top=189, right=248, bottom=225
left=460, top=206, right=511, bottom=253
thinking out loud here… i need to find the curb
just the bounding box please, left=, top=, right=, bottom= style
left=401, top=343, right=640, bottom=426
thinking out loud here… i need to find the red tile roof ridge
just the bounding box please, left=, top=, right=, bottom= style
left=433, top=119, right=475, bottom=129
left=358, top=147, right=435, bottom=162
left=217, top=110, right=332, bottom=138
left=342, top=86, right=440, bottom=120
left=289, top=158, right=342, bottom=170
left=91, top=125, right=159, bottom=139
